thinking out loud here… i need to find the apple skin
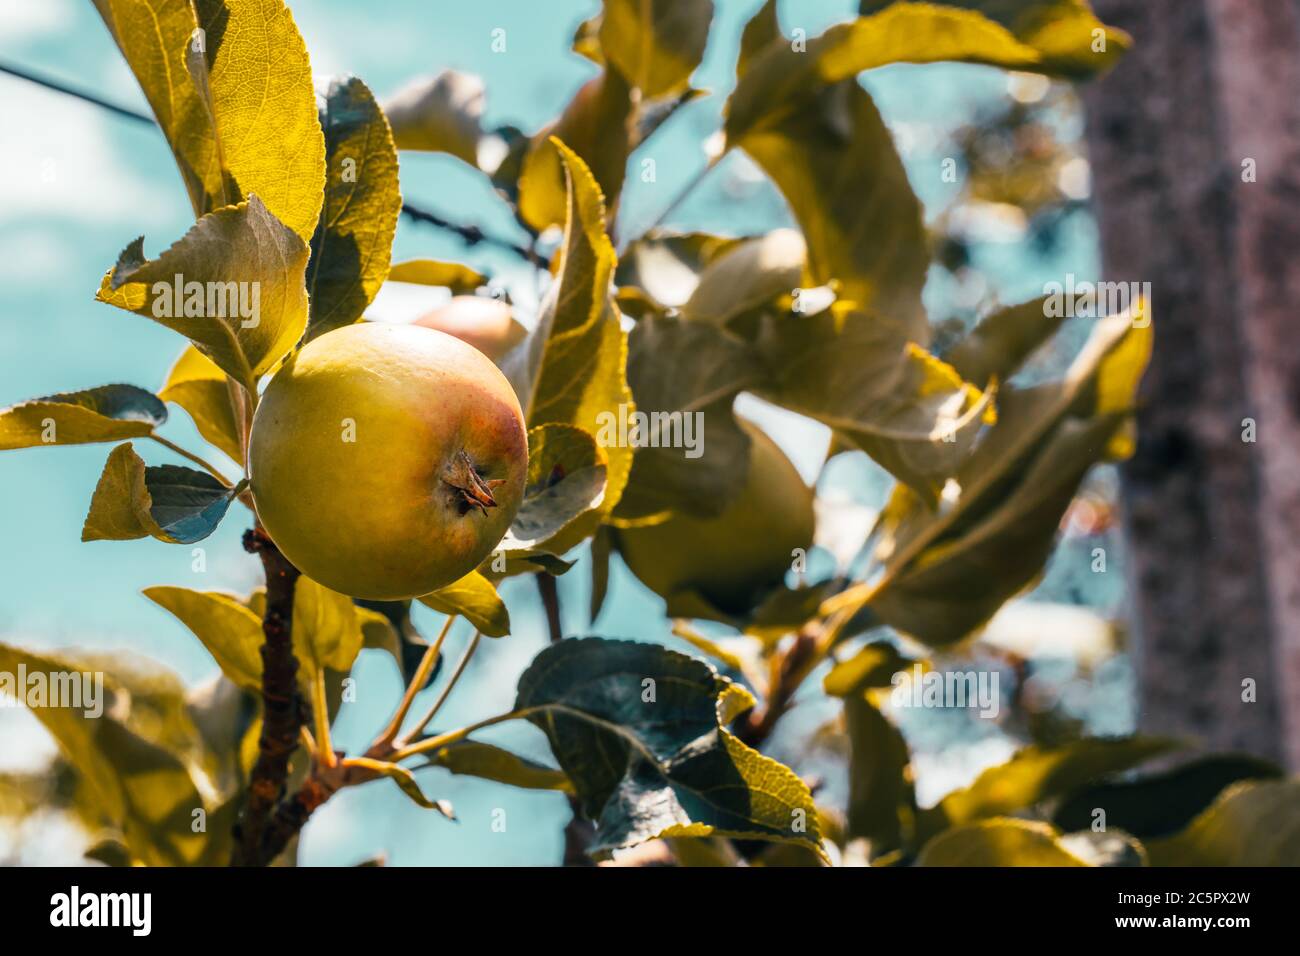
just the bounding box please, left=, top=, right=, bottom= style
left=615, top=419, right=814, bottom=616
left=249, top=322, right=528, bottom=600
left=413, top=296, right=526, bottom=363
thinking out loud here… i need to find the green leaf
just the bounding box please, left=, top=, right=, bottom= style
left=736, top=82, right=930, bottom=335
left=96, top=196, right=310, bottom=392
left=728, top=1, right=1128, bottom=147
left=96, top=0, right=326, bottom=241
left=514, top=637, right=824, bottom=858
left=82, top=443, right=238, bottom=544
left=383, top=70, right=484, bottom=165
left=615, top=231, right=743, bottom=308
left=598, top=0, right=714, bottom=97
left=1052, top=754, right=1285, bottom=840
left=1145, top=780, right=1300, bottom=866
left=504, top=144, right=633, bottom=522
left=158, top=346, right=243, bottom=462
left=845, top=696, right=913, bottom=851
left=0, top=385, right=166, bottom=450
left=0, top=642, right=211, bottom=866
left=292, top=576, right=368, bottom=681
left=749, top=303, right=993, bottom=500
left=858, top=0, right=1130, bottom=78
left=824, top=641, right=911, bottom=697
left=387, top=259, right=487, bottom=294
left=420, top=740, right=572, bottom=793
left=417, top=571, right=510, bottom=637
left=917, top=819, right=1090, bottom=866
left=825, top=305, right=1153, bottom=645
left=517, top=74, right=633, bottom=231
left=920, top=736, right=1179, bottom=839
left=306, top=76, right=401, bottom=340
left=737, top=0, right=781, bottom=78
left=616, top=315, right=765, bottom=521
left=143, top=585, right=264, bottom=691
left=346, top=757, right=454, bottom=818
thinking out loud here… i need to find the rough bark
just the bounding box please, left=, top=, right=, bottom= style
left=1083, top=0, right=1300, bottom=766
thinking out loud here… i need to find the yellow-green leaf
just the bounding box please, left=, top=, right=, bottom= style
left=306, top=76, right=401, bottom=340
left=292, top=576, right=367, bottom=678
left=917, top=819, right=1090, bottom=866
left=144, top=585, right=265, bottom=690
left=823, top=641, right=911, bottom=697
left=517, top=73, right=633, bottom=231
left=1145, top=779, right=1300, bottom=866
left=598, top=0, right=714, bottom=97
left=680, top=229, right=805, bottom=327
left=383, top=70, right=484, bottom=165
left=421, top=740, right=572, bottom=793
left=346, top=757, right=454, bottom=817
left=498, top=424, right=609, bottom=559
left=417, top=571, right=511, bottom=638
left=505, top=142, right=634, bottom=521
left=0, top=385, right=166, bottom=450
left=97, top=195, right=310, bottom=392
left=82, top=443, right=239, bottom=545
left=387, top=259, right=487, bottom=294
left=158, top=346, right=243, bottom=462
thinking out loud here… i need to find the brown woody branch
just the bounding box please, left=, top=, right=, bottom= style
left=231, top=527, right=305, bottom=867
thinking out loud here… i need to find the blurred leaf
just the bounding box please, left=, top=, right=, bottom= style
left=1052, top=753, right=1284, bottom=839
left=417, top=571, right=510, bottom=637
left=632, top=87, right=707, bottom=150
left=736, top=82, right=930, bottom=335
left=728, top=1, right=1127, bottom=149
left=515, top=637, right=824, bottom=858
left=921, top=736, right=1179, bottom=839
left=917, top=819, right=1089, bottom=865
left=387, top=259, right=487, bottom=293
left=944, top=295, right=1063, bottom=385
left=598, top=0, right=714, bottom=97
left=737, top=0, right=781, bottom=77
left=1059, top=829, right=1147, bottom=867
left=0, top=385, right=165, bottom=450
left=158, top=347, right=243, bottom=461
left=845, top=695, right=913, bottom=852
left=94, top=0, right=327, bottom=240
left=0, top=642, right=210, bottom=866
left=1145, top=780, right=1300, bottom=866
left=824, top=642, right=911, bottom=697
left=383, top=70, right=484, bottom=165
left=858, top=0, right=1130, bottom=77
left=504, top=143, right=634, bottom=522
left=518, top=73, right=633, bottom=230
left=750, top=304, right=993, bottom=500
left=681, top=229, right=805, bottom=327
left=421, top=740, right=572, bottom=793
left=96, top=196, right=310, bottom=392
left=826, top=306, right=1153, bottom=645
left=144, top=585, right=264, bottom=690
left=616, top=315, right=764, bottom=521
left=615, top=231, right=742, bottom=307
left=82, top=443, right=239, bottom=544
left=590, top=525, right=612, bottom=624
left=306, top=76, right=401, bottom=340
left=346, top=757, right=454, bottom=818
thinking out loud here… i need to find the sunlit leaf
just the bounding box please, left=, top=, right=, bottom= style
left=346, top=757, right=454, bottom=818
left=504, top=142, right=634, bottom=522
left=943, top=295, right=1063, bottom=386
left=681, top=229, right=805, bottom=327
left=417, top=571, right=510, bottom=637
left=306, top=76, right=401, bottom=340
left=387, top=259, right=487, bottom=294
left=420, top=740, right=572, bottom=793
left=0, top=385, right=165, bottom=450
left=158, top=347, right=243, bottom=462
left=144, top=585, right=264, bottom=691
left=1145, top=779, right=1300, bottom=866
left=917, top=819, right=1089, bottom=865
left=96, top=196, right=310, bottom=392
left=823, top=641, right=911, bottom=697
left=598, top=0, right=714, bottom=97
left=82, top=443, right=238, bottom=544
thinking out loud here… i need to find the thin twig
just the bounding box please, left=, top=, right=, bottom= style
left=232, top=527, right=305, bottom=867
left=403, top=629, right=482, bottom=743
left=370, top=615, right=454, bottom=750
left=0, top=59, right=536, bottom=263
left=148, top=434, right=234, bottom=486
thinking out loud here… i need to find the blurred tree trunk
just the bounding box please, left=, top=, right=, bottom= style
left=1083, top=0, right=1300, bottom=768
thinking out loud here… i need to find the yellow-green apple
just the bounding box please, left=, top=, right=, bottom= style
left=616, top=419, right=814, bottom=615
left=249, top=322, right=527, bottom=599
